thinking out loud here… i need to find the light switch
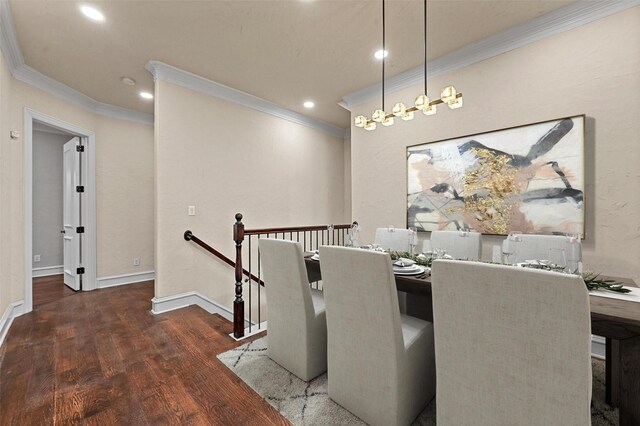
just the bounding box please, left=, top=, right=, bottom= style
left=188, top=205, right=196, bottom=216
left=34, top=254, right=41, bottom=262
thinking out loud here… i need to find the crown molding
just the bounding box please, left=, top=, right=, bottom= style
left=0, top=0, right=153, bottom=125
left=146, top=60, right=345, bottom=138
left=342, top=0, right=640, bottom=109
left=0, top=0, right=22, bottom=69
left=12, top=64, right=154, bottom=125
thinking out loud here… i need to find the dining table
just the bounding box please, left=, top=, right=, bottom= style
left=304, top=254, right=640, bottom=426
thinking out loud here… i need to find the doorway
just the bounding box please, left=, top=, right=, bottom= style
left=24, top=109, right=97, bottom=314
left=31, top=123, right=81, bottom=306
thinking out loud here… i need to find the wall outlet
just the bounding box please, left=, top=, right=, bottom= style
left=133, top=258, right=140, bottom=266
left=34, top=254, right=41, bottom=262
left=188, top=205, right=196, bottom=216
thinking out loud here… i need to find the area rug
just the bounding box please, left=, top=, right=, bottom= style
left=218, top=337, right=618, bottom=426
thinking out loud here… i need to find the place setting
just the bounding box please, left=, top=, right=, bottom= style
left=392, top=257, right=429, bottom=277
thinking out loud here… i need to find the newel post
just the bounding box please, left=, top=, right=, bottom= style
left=233, top=213, right=245, bottom=339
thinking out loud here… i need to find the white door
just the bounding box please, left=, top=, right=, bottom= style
left=63, top=137, right=82, bottom=291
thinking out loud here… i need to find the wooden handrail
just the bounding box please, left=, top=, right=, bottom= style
left=184, top=230, right=264, bottom=286
left=188, top=217, right=357, bottom=340
left=245, top=222, right=356, bottom=235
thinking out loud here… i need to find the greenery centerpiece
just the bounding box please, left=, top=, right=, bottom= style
left=387, top=251, right=630, bottom=294
left=388, top=251, right=433, bottom=267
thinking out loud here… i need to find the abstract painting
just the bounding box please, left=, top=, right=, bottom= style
left=407, top=115, right=584, bottom=235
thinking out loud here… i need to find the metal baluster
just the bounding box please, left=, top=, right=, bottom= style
left=257, top=233, right=262, bottom=329
left=248, top=236, right=252, bottom=334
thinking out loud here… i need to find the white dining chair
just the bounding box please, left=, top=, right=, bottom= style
left=259, top=238, right=327, bottom=381
left=431, top=260, right=592, bottom=425
left=319, top=246, right=436, bottom=426
left=374, top=227, right=412, bottom=252
left=502, top=234, right=582, bottom=265
left=426, top=230, right=482, bottom=260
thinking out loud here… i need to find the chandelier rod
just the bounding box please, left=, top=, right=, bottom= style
left=382, top=0, right=386, bottom=111
left=424, top=0, right=427, bottom=96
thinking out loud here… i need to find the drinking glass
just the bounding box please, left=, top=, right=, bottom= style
left=408, top=227, right=417, bottom=254
left=502, top=240, right=516, bottom=265
left=565, top=235, right=581, bottom=274
left=422, top=239, right=433, bottom=255
left=345, top=232, right=353, bottom=247
left=566, top=259, right=579, bottom=275
left=351, top=223, right=360, bottom=247
left=548, top=248, right=566, bottom=271
left=433, top=248, right=448, bottom=259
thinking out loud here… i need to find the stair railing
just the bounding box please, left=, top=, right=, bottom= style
left=234, top=213, right=354, bottom=339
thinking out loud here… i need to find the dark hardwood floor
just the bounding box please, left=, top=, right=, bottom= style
left=0, top=281, right=287, bottom=425
left=33, top=274, right=77, bottom=309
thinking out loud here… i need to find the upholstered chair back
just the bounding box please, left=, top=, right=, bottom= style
left=374, top=228, right=412, bottom=252
left=431, top=260, right=592, bottom=425
left=429, top=230, right=482, bottom=260
left=319, top=246, right=409, bottom=425
left=260, top=238, right=327, bottom=381
left=502, top=234, right=582, bottom=264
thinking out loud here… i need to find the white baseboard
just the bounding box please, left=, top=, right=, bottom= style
left=32, top=265, right=63, bottom=277
left=230, top=321, right=268, bottom=341
left=0, top=300, right=24, bottom=347
left=152, top=292, right=267, bottom=340
left=97, top=271, right=155, bottom=289
left=151, top=291, right=233, bottom=322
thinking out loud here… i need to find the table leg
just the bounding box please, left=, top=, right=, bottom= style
left=618, top=335, right=640, bottom=426
left=605, top=338, right=620, bottom=407
left=406, top=293, right=433, bottom=322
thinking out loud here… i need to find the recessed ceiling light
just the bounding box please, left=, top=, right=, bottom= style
left=374, top=49, right=388, bottom=59
left=80, top=5, right=105, bottom=22
left=303, top=101, right=315, bottom=108
left=121, top=77, right=136, bottom=86
left=139, top=91, right=154, bottom=100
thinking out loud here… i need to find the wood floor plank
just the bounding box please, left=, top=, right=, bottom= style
left=32, top=274, right=76, bottom=308
left=0, top=279, right=289, bottom=425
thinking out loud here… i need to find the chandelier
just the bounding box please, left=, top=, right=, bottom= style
left=355, top=0, right=463, bottom=131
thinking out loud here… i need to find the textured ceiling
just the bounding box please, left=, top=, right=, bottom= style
left=10, top=0, right=573, bottom=128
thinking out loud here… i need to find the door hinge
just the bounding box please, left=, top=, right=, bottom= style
left=76, top=145, right=85, bottom=152
left=76, top=226, right=85, bottom=234
left=76, top=185, right=84, bottom=193
left=77, top=267, right=85, bottom=275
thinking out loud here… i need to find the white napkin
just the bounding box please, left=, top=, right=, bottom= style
left=393, top=258, right=416, bottom=268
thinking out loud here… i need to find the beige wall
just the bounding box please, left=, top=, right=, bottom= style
left=154, top=80, right=347, bottom=310
left=0, top=64, right=154, bottom=315
left=0, top=51, right=14, bottom=315
left=350, top=8, right=640, bottom=282
left=343, top=134, right=352, bottom=221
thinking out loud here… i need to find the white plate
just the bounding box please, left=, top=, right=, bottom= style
left=311, top=254, right=320, bottom=261
left=394, top=265, right=427, bottom=276
left=393, top=258, right=416, bottom=267
left=393, top=264, right=421, bottom=272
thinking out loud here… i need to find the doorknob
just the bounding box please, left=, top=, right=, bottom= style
left=60, top=230, right=66, bottom=234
